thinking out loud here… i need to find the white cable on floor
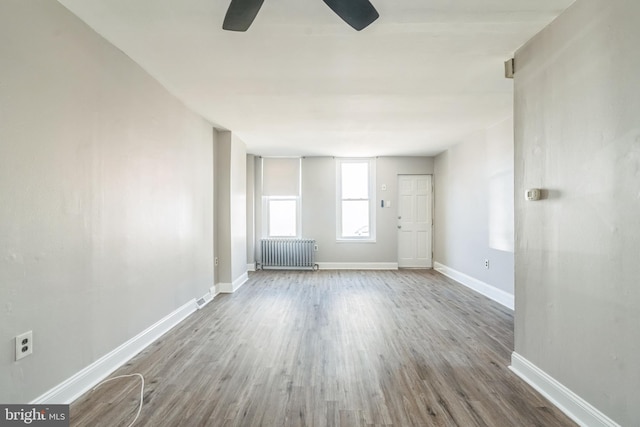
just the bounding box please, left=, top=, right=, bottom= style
left=92, top=373, right=145, bottom=427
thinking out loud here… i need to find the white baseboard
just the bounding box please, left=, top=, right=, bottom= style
left=433, top=262, right=514, bottom=310
left=510, top=352, right=620, bottom=427
left=233, top=272, right=249, bottom=291
left=210, top=285, right=220, bottom=298
left=247, top=263, right=256, bottom=272
left=218, top=272, right=249, bottom=294
left=31, top=299, right=198, bottom=404
left=316, top=262, right=398, bottom=270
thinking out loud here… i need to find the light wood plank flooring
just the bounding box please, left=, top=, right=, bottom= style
left=71, top=270, right=576, bottom=426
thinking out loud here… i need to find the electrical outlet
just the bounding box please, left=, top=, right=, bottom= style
left=15, top=331, right=33, bottom=361
left=314, top=245, right=318, bottom=251
left=484, top=259, right=490, bottom=269
left=214, top=257, right=219, bottom=266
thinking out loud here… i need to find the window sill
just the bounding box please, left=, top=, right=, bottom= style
left=335, top=238, right=377, bottom=244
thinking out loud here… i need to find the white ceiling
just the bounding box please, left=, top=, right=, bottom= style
left=57, top=0, right=574, bottom=157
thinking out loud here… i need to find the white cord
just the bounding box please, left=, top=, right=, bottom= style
left=92, top=373, right=145, bottom=427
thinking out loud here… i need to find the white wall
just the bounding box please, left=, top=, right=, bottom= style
left=299, top=156, right=433, bottom=265
left=0, top=1, right=214, bottom=403
left=514, top=0, right=640, bottom=425
left=434, top=118, right=515, bottom=297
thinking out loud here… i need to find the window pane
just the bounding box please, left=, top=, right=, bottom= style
left=341, top=162, right=369, bottom=199
left=269, top=200, right=296, bottom=237
left=342, top=200, right=370, bottom=237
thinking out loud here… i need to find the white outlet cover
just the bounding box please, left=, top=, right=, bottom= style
left=525, top=188, right=541, bottom=201
left=15, top=331, right=33, bottom=360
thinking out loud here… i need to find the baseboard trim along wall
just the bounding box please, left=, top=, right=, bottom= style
left=31, top=298, right=198, bottom=405
left=510, top=352, right=620, bottom=427
left=210, top=285, right=220, bottom=298
left=247, top=263, right=256, bottom=272
left=218, top=272, right=249, bottom=294
left=316, top=262, right=398, bottom=270
left=433, top=262, right=514, bottom=310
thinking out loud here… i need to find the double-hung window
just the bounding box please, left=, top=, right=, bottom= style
left=336, top=158, right=375, bottom=241
left=262, top=157, right=301, bottom=238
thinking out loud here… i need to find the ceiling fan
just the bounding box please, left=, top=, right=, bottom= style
left=223, top=0, right=379, bottom=32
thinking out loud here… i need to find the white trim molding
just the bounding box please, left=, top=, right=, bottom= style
left=32, top=299, right=198, bottom=405
left=218, top=272, right=249, bottom=294
left=317, top=262, right=398, bottom=270
left=433, top=262, right=514, bottom=310
left=247, top=262, right=256, bottom=272
left=210, top=285, right=220, bottom=298
left=510, top=352, right=620, bottom=427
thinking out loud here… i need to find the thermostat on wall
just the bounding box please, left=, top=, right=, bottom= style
left=525, top=188, right=541, bottom=201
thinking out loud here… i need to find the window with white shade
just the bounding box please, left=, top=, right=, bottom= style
left=336, top=158, right=375, bottom=241
left=262, top=157, right=301, bottom=238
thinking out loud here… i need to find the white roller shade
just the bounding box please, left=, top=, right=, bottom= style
left=262, top=157, right=301, bottom=197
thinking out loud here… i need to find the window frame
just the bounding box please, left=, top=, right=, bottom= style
left=335, top=158, right=376, bottom=242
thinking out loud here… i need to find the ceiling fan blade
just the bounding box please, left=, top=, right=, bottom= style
left=322, top=0, right=379, bottom=31
left=223, top=0, right=265, bottom=31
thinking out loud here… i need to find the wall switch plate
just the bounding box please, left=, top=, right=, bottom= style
left=15, top=331, right=33, bottom=361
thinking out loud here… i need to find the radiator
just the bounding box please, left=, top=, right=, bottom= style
left=259, top=239, right=318, bottom=270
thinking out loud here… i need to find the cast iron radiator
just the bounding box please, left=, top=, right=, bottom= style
left=259, top=239, right=318, bottom=270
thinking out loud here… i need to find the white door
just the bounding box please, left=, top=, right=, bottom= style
left=397, top=175, right=432, bottom=268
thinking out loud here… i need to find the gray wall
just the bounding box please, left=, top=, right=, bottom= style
left=0, top=1, right=214, bottom=403
left=215, top=132, right=232, bottom=283
left=216, top=132, right=248, bottom=286
left=246, top=155, right=256, bottom=268
left=434, top=118, right=515, bottom=295
left=514, top=0, right=640, bottom=424
left=230, top=136, right=248, bottom=281
left=299, top=156, right=433, bottom=264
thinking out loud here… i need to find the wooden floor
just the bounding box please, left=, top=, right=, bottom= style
left=71, top=270, right=575, bottom=426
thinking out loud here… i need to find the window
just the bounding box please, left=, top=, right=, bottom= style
left=267, top=198, right=297, bottom=237
left=337, top=158, right=375, bottom=241
left=262, top=157, right=301, bottom=238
